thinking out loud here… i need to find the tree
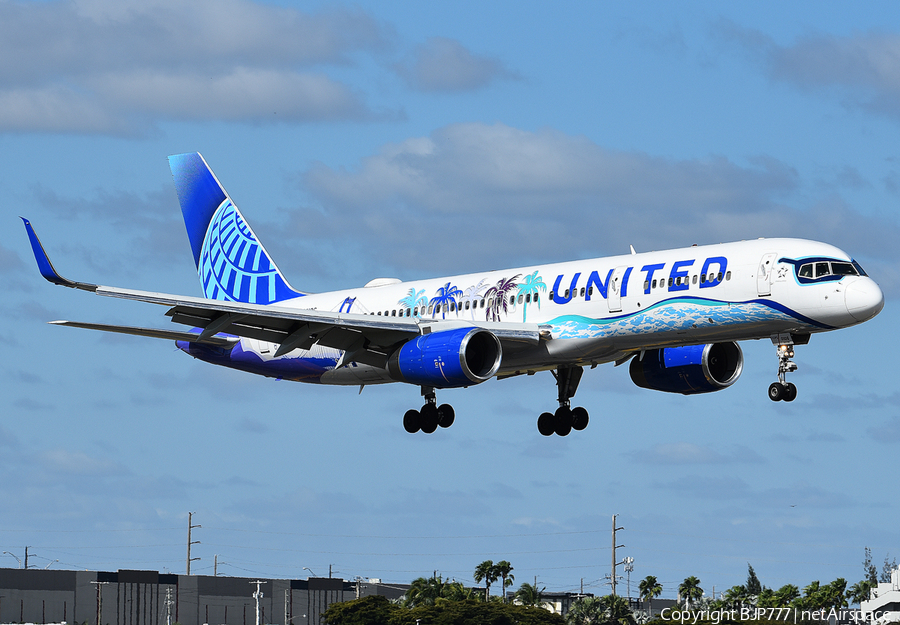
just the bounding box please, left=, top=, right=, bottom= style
left=863, top=547, right=878, bottom=585
left=638, top=576, right=662, bottom=617
left=494, top=560, right=515, bottom=602
left=678, top=576, right=703, bottom=608
left=516, top=582, right=547, bottom=608
left=746, top=564, right=762, bottom=596
left=322, top=594, right=394, bottom=625
left=403, top=575, right=445, bottom=607
left=602, top=594, right=637, bottom=625
left=474, top=560, right=497, bottom=601
left=721, top=585, right=748, bottom=610
left=566, top=596, right=606, bottom=625
left=882, top=554, right=897, bottom=583
left=848, top=580, right=875, bottom=606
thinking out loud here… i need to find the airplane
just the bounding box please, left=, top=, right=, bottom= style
left=22, top=153, right=884, bottom=436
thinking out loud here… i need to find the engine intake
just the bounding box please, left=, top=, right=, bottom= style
left=630, top=342, right=743, bottom=395
left=387, top=327, right=502, bottom=388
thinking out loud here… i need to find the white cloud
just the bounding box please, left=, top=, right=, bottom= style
left=395, top=37, right=519, bottom=92
left=290, top=122, right=899, bottom=286
left=719, top=24, right=900, bottom=121
left=0, top=0, right=388, bottom=133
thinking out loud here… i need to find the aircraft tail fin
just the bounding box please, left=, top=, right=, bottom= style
left=168, top=152, right=305, bottom=304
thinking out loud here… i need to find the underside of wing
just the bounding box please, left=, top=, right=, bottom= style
left=49, top=321, right=239, bottom=347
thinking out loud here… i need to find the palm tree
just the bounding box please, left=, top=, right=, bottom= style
left=430, top=282, right=463, bottom=319
left=403, top=575, right=446, bottom=607
left=602, top=594, right=637, bottom=625
left=461, top=279, right=488, bottom=320
left=515, top=581, right=546, bottom=608
left=638, top=575, right=662, bottom=617
left=848, top=580, right=875, bottom=606
left=484, top=274, right=521, bottom=321
left=516, top=271, right=548, bottom=322
left=566, top=596, right=606, bottom=625
left=494, top=560, right=514, bottom=602
left=398, top=288, right=428, bottom=314
left=679, top=576, right=703, bottom=609
left=473, top=560, right=497, bottom=601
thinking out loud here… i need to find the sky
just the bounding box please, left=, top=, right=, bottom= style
left=1, top=0, right=899, bottom=602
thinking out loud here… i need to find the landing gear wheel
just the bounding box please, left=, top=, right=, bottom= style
left=420, top=403, right=439, bottom=434
left=537, top=412, right=555, bottom=436
left=571, top=407, right=589, bottom=431
left=554, top=406, right=573, bottom=437
left=768, top=382, right=784, bottom=402
left=783, top=382, right=797, bottom=402
left=437, top=404, right=455, bottom=428
left=403, top=409, right=421, bottom=433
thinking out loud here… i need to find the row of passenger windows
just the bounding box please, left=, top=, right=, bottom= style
left=369, top=293, right=542, bottom=317
left=643, top=271, right=731, bottom=291
left=797, top=261, right=859, bottom=279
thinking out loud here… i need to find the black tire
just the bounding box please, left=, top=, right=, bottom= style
left=768, top=382, right=784, bottom=402
left=784, top=383, right=798, bottom=402
left=403, top=409, right=421, bottom=433
left=554, top=406, right=573, bottom=436
left=537, top=412, right=555, bottom=436
left=438, top=404, right=455, bottom=428
left=571, top=407, right=589, bottom=431
left=420, top=404, right=439, bottom=434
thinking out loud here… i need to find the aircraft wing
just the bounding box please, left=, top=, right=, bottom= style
left=23, top=219, right=545, bottom=368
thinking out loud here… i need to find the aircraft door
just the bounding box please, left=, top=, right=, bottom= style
left=757, top=253, right=778, bottom=296
left=608, top=265, right=629, bottom=313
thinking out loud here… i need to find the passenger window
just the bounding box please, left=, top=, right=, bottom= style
left=580, top=287, right=585, bottom=297
left=514, top=295, right=520, bottom=305
left=464, top=302, right=470, bottom=310
left=717, top=272, right=723, bottom=282
left=525, top=294, right=531, bottom=303
left=588, top=287, right=593, bottom=296
left=798, top=264, right=813, bottom=278
left=481, top=299, right=485, bottom=308
left=391, top=310, right=396, bottom=317
left=644, top=280, right=650, bottom=290
left=693, top=275, right=698, bottom=285
left=564, top=289, right=570, bottom=298
left=377, top=311, right=381, bottom=316
left=652, top=279, right=656, bottom=288
left=725, top=271, right=731, bottom=281
left=668, top=278, right=673, bottom=287
left=535, top=294, right=539, bottom=303
left=700, top=274, right=706, bottom=284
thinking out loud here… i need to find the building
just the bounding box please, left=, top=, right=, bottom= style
left=0, top=568, right=403, bottom=625
left=862, top=568, right=900, bottom=625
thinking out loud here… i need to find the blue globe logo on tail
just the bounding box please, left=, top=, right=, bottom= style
left=200, top=199, right=297, bottom=304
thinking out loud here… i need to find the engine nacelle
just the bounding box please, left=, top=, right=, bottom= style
left=629, top=342, right=743, bottom=395
left=387, top=327, right=502, bottom=389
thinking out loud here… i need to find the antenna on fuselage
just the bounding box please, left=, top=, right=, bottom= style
left=629, top=245, right=636, bottom=255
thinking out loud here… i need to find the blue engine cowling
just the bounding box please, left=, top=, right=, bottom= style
left=386, top=327, right=502, bottom=388
left=629, top=342, right=743, bottom=395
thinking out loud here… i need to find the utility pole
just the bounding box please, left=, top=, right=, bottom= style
left=186, top=512, right=201, bottom=575
left=24, top=546, right=29, bottom=570
left=251, top=581, right=264, bottom=625
left=611, top=515, right=625, bottom=596
left=214, top=554, right=218, bottom=577
left=91, top=581, right=109, bottom=625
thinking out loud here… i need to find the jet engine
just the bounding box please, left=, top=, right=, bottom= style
left=387, top=327, right=502, bottom=388
left=629, top=342, right=743, bottom=395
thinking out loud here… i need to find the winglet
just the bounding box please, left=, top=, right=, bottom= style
left=20, top=217, right=97, bottom=291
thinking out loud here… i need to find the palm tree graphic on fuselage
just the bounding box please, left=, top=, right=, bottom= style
left=461, top=279, right=488, bottom=320
left=516, top=271, right=547, bottom=322
left=398, top=288, right=429, bottom=315
left=430, top=282, right=463, bottom=319
left=485, top=275, right=521, bottom=322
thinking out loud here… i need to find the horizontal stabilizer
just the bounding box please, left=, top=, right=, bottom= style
left=50, top=320, right=238, bottom=347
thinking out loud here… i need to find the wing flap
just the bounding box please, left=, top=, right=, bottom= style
left=49, top=321, right=238, bottom=347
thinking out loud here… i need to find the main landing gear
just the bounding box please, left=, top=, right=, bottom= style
left=768, top=334, right=798, bottom=402
left=537, top=366, right=590, bottom=437
left=403, top=387, right=455, bottom=434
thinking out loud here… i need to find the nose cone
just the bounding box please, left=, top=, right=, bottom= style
left=845, top=278, right=884, bottom=322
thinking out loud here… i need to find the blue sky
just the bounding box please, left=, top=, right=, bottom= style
left=1, top=0, right=899, bottom=600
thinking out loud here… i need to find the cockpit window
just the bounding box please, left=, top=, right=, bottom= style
left=852, top=260, right=868, bottom=277
left=798, top=264, right=813, bottom=278
left=814, top=262, right=830, bottom=278
left=831, top=262, right=858, bottom=276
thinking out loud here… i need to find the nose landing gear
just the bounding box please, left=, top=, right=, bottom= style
left=768, top=334, right=798, bottom=402
left=538, top=366, right=590, bottom=436
left=403, top=387, right=455, bottom=434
